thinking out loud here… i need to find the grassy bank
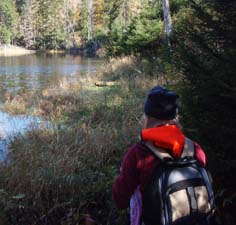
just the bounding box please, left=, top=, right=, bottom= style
left=0, top=57, right=166, bottom=225
left=0, top=56, right=234, bottom=224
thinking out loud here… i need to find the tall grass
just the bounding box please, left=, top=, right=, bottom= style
left=0, top=56, right=168, bottom=225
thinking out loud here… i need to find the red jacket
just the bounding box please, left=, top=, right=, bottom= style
left=112, top=125, right=206, bottom=209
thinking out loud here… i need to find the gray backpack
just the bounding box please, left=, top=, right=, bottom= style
left=141, top=138, right=215, bottom=225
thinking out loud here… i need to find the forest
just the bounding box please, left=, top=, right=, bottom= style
left=0, top=0, right=235, bottom=225
left=1, top=0, right=141, bottom=53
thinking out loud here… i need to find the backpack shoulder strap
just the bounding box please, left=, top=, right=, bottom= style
left=139, top=138, right=195, bottom=161
left=181, top=137, right=195, bottom=158
left=139, top=140, right=173, bottom=161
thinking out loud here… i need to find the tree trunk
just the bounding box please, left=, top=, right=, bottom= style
left=87, top=0, right=94, bottom=40
left=121, top=0, right=128, bottom=33
left=162, top=0, right=172, bottom=37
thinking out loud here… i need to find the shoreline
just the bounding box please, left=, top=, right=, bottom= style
left=0, top=44, right=35, bottom=56
left=0, top=44, right=105, bottom=57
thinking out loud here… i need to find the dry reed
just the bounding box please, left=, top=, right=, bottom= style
left=0, top=56, right=168, bottom=225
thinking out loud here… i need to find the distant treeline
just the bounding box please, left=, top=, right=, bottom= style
left=0, top=0, right=143, bottom=52
left=0, top=0, right=193, bottom=54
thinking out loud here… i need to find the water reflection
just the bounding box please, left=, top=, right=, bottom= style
left=0, top=54, right=103, bottom=97
left=0, top=111, right=42, bottom=161
left=0, top=54, right=104, bottom=161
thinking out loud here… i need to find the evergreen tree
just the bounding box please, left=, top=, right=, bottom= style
left=173, top=0, right=236, bottom=161
left=108, top=0, right=164, bottom=55
left=0, top=0, right=18, bottom=44
left=19, top=0, right=37, bottom=48
left=33, top=0, right=66, bottom=49
left=15, top=0, right=26, bottom=14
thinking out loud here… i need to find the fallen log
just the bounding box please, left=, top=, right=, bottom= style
left=95, top=81, right=116, bottom=87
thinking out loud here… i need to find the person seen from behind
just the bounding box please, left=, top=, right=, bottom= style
left=112, top=85, right=216, bottom=225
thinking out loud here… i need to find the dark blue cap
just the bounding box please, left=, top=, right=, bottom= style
left=144, top=85, right=179, bottom=120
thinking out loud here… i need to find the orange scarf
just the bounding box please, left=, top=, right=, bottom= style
left=141, top=125, right=185, bottom=158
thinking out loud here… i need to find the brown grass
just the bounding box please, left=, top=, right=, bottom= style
left=0, top=56, right=172, bottom=225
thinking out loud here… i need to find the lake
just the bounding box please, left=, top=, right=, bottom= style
left=0, top=54, right=104, bottom=160
left=0, top=54, right=103, bottom=98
